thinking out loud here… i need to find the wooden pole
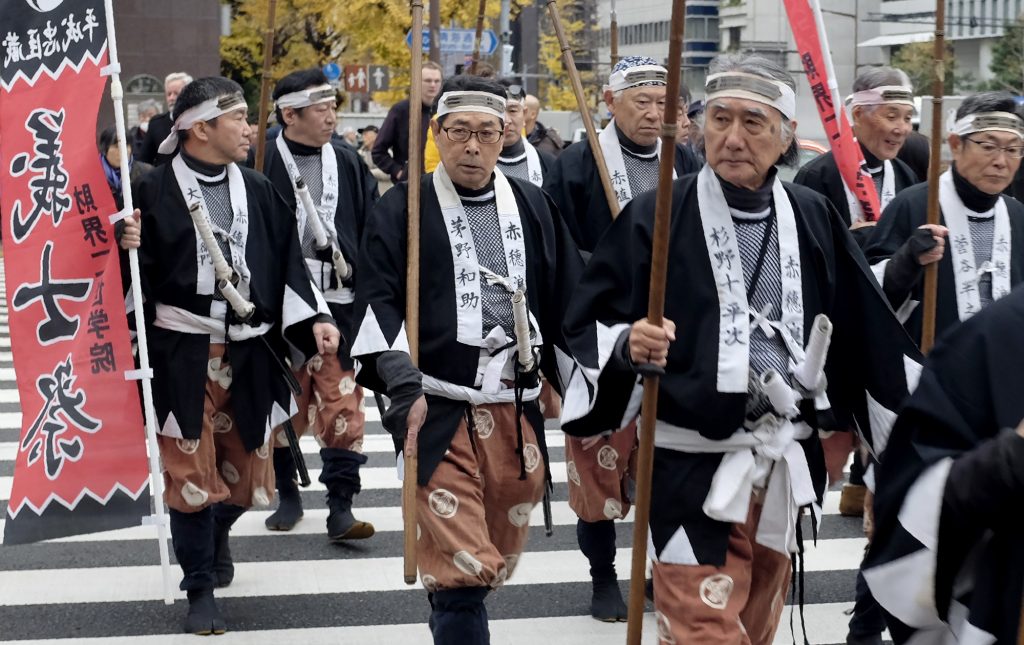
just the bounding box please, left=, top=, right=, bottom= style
left=403, top=0, right=425, bottom=586
left=610, top=0, right=619, bottom=69
left=428, top=0, right=442, bottom=64
left=470, top=0, right=487, bottom=74
left=545, top=0, right=621, bottom=219
left=626, top=1, right=685, bottom=642
left=920, top=0, right=946, bottom=354
left=254, top=0, right=278, bottom=173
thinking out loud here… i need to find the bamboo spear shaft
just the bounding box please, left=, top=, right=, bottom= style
left=610, top=0, right=619, bottom=68
left=470, top=0, right=487, bottom=74
left=626, top=1, right=686, bottom=642
left=254, top=0, right=278, bottom=172
left=402, top=0, right=425, bottom=586
left=920, top=0, right=946, bottom=354
left=544, top=0, right=620, bottom=219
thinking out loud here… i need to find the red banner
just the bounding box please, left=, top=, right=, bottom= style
left=0, top=0, right=150, bottom=544
left=783, top=0, right=882, bottom=222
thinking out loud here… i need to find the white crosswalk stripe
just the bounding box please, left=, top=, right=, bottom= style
left=0, top=261, right=879, bottom=644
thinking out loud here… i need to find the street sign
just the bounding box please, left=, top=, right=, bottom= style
left=405, top=28, right=498, bottom=55
left=323, top=62, right=342, bottom=82
left=368, top=65, right=390, bottom=92
left=343, top=65, right=368, bottom=93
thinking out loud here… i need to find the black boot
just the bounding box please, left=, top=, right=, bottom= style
left=577, top=519, right=627, bottom=622
left=321, top=447, right=374, bottom=541
left=169, top=508, right=225, bottom=634
left=265, top=447, right=303, bottom=531
left=430, top=587, right=490, bottom=645
left=212, top=503, right=246, bottom=588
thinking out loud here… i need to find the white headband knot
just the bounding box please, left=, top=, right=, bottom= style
left=951, top=111, right=1024, bottom=138
left=275, top=84, right=336, bottom=110
left=158, top=92, right=248, bottom=155
left=704, top=71, right=797, bottom=120
left=607, top=64, right=668, bottom=93
left=435, top=91, right=506, bottom=121
left=846, top=85, right=916, bottom=110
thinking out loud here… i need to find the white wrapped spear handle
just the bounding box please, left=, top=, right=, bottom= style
left=187, top=202, right=256, bottom=322
left=294, top=176, right=352, bottom=282
left=793, top=314, right=833, bottom=393
left=511, top=288, right=535, bottom=371
left=760, top=369, right=798, bottom=418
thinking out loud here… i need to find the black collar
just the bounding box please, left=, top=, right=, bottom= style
left=616, top=123, right=657, bottom=155
left=859, top=142, right=883, bottom=170
left=180, top=148, right=226, bottom=179
left=501, top=138, right=526, bottom=158
left=717, top=168, right=778, bottom=213
left=283, top=133, right=322, bottom=156
left=952, top=163, right=1000, bottom=212
left=454, top=177, right=496, bottom=198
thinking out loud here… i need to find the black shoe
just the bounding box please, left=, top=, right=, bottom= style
left=590, top=578, right=628, bottom=622
left=846, top=633, right=884, bottom=645
left=326, top=501, right=375, bottom=541
left=184, top=589, right=226, bottom=635
left=212, top=504, right=245, bottom=588
left=265, top=487, right=303, bottom=532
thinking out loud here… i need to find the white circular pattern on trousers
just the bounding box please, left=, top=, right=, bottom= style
left=220, top=461, right=240, bottom=485
left=507, top=502, right=532, bottom=527
left=252, top=486, right=272, bottom=507
left=523, top=443, right=541, bottom=472
left=472, top=408, right=494, bottom=439
left=655, top=611, right=677, bottom=644
left=699, top=573, right=734, bottom=610
left=503, top=553, right=520, bottom=577
left=275, top=431, right=290, bottom=448
left=489, top=563, right=508, bottom=589
left=452, top=550, right=484, bottom=578
left=307, top=354, right=324, bottom=374
left=212, top=412, right=232, bottom=434
left=358, top=397, right=366, bottom=412
left=207, top=357, right=232, bottom=389
left=339, top=376, right=357, bottom=397
left=307, top=404, right=318, bottom=427
left=334, top=416, right=348, bottom=436
left=603, top=498, right=623, bottom=519
left=349, top=438, right=364, bottom=454
left=314, top=391, right=325, bottom=411
left=421, top=574, right=439, bottom=592
left=176, top=438, right=200, bottom=455
left=428, top=489, right=459, bottom=518
left=597, top=445, right=619, bottom=470
left=566, top=460, right=581, bottom=486
left=181, top=481, right=209, bottom=507
left=256, top=444, right=270, bottom=460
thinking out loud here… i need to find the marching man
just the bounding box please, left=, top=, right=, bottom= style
left=559, top=54, right=920, bottom=644
left=495, top=81, right=556, bottom=186
left=120, top=76, right=338, bottom=635
left=350, top=74, right=583, bottom=643
left=261, top=68, right=380, bottom=540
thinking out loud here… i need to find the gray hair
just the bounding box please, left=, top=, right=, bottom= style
left=956, top=90, right=1021, bottom=121
left=164, top=72, right=194, bottom=89
left=700, top=53, right=800, bottom=167
left=851, top=67, right=911, bottom=93
left=137, top=98, right=160, bottom=115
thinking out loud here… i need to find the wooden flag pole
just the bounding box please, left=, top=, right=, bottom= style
left=545, top=0, right=620, bottom=219
left=920, top=0, right=946, bottom=354
left=101, top=0, right=175, bottom=606
left=470, top=0, right=487, bottom=74
left=610, top=0, right=619, bottom=69
left=254, top=0, right=278, bottom=172
left=626, top=1, right=686, bottom=642
left=403, top=0, right=425, bottom=586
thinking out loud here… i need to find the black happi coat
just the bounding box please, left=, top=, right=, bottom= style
left=864, top=286, right=1024, bottom=644
left=793, top=149, right=919, bottom=229
left=561, top=173, right=920, bottom=563
left=863, top=181, right=1024, bottom=344
left=352, top=173, right=584, bottom=484
left=262, top=136, right=379, bottom=367
left=135, top=161, right=325, bottom=451
left=544, top=139, right=700, bottom=252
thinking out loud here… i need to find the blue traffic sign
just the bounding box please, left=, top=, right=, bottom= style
left=405, top=28, right=498, bottom=55
left=323, top=62, right=342, bottom=81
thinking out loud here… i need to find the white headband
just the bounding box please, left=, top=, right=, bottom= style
left=704, top=71, right=797, bottom=120
left=158, top=93, right=248, bottom=155
left=950, top=111, right=1024, bottom=138
left=435, top=91, right=506, bottom=121
left=608, top=64, right=668, bottom=93
left=275, top=84, right=336, bottom=110
left=846, top=85, right=915, bottom=109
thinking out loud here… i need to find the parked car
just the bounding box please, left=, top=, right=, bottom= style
left=778, top=139, right=828, bottom=181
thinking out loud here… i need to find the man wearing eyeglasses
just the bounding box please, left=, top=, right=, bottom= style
left=496, top=81, right=556, bottom=186
left=350, top=74, right=583, bottom=644
left=866, top=91, right=1024, bottom=347
left=260, top=68, right=380, bottom=542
